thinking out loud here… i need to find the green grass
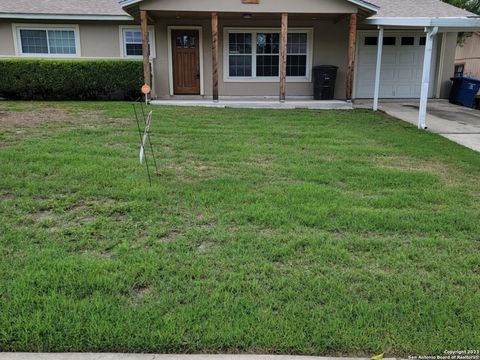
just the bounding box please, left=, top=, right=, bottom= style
left=0, top=101, right=479, bottom=355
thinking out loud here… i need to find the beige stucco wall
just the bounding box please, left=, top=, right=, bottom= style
left=152, top=16, right=350, bottom=99
left=0, top=20, right=130, bottom=58
left=439, top=32, right=458, bottom=99
left=0, top=21, right=15, bottom=56
left=455, top=33, right=480, bottom=78
left=79, top=22, right=126, bottom=58
left=141, top=0, right=358, bottom=14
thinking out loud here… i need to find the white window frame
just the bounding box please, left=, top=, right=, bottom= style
left=223, top=27, right=313, bottom=83
left=119, top=25, right=156, bottom=59
left=12, top=23, right=81, bottom=58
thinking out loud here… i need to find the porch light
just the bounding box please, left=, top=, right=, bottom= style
left=242, top=13, right=253, bottom=19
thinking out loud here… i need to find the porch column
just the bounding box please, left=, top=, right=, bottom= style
left=373, top=26, right=384, bottom=111
left=140, top=10, right=151, bottom=88
left=418, top=27, right=438, bottom=129
left=346, top=13, right=357, bottom=100
left=279, top=13, right=288, bottom=102
left=211, top=12, right=219, bottom=102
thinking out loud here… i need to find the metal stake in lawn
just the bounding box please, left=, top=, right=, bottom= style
left=133, top=103, right=159, bottom=186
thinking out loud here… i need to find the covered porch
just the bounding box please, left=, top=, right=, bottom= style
left=128, top=0, right=380, bottom=103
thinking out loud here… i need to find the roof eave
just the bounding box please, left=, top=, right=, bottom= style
left=365, top=16, right=480, bottom=29
left=347, top=0, right=378, bottom=13
left=0, top=13, right=133, bottom=21
left=119, top=0, right=143, bottom=7
left=118, top=0, right=379, bottom=12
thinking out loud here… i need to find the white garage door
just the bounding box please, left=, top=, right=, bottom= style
left=355, top=32, right=435, bottom=99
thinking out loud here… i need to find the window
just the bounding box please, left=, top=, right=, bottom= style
left=419, top=37, right=426, bottom=46
left=383, top=37, right=396, bottom=46
left=16, top=25, right=79, bottom=56
left=226, top=29, right=311, bottom=81
left=401, top=37, right=415, bottom=46
left=287, top=33, right=308, bottom=77
left=228, top=33, right=252, bottom=77
left=176, top=34, right=196, bottom=48
left=120, top=26, right=155, bottom=58
left=256, top=33, right=280, bottom=77
left=454, top=64, right=465, bottom=78
left=364, top=36, right=378, bottom=46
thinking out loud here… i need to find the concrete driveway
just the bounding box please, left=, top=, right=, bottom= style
left=357, top=100, right=480, bottom=152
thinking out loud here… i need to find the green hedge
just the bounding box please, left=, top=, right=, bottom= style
left=0, top=59, right=143, bottom=100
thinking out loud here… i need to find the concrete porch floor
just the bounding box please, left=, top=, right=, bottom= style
left=150, top=99, right=353, bottom=110
left=355, top=99, right=480, bottom=153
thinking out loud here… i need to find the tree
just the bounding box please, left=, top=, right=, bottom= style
left=442, top=0, right=480, bottom=15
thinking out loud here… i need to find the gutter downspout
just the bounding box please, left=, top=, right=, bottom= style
left=373, top=26, right=384, bottom=111
left=418, top=26, right=439, bottom=129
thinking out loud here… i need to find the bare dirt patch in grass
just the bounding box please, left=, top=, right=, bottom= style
left=31, top=209, right=55, bottom=222
left=197, top=240, right=214, bottom=253
left=0, top=191, right=15, bottom=201
left=375, top=155, right=464, bottom=186
left=158, top=229, right=183, bottom=243
left=165, top=159, right=231, bottom=182
left=131, top=284, right=153, bottom=303
left=0, top=108, right=130, bottom=134
left=0, top=108, right=69, bottom=128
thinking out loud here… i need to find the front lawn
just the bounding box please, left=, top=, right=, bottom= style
left=0, top=102, right=479, bottom=355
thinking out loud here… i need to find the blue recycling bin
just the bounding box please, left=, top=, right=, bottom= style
left=449, top=77, right=480, bottom=108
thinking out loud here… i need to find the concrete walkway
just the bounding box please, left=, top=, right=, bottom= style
left=357, top=100, right=480, bottom=152
left=0, top=355, right=396, bottom=360
left=150, top=99, right=353, bottom=110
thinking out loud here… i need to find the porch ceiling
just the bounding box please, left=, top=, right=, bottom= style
left=147, top=11, right=358, bottom=22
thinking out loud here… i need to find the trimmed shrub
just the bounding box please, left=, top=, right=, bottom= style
left=0, top=59, right=143, bottom=100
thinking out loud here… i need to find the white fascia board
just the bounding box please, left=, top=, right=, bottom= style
left=365, top=17, right=432, bottom=27
left=365, top=16, right=480, bottom=29
left=431, top=17, right=480, bottom=28
left=119, top=0, right=143, bottom=7
left=0, top=13, right=133, bottom=21
left=347, top=0, right=379, bottom=12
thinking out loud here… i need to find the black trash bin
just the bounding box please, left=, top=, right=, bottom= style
left=313, top=65, right=338, bottom=100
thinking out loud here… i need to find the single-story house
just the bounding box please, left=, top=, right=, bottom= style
left=1, top=0, right=480, bottom=128
left=455, top=32, right=480, bottom=78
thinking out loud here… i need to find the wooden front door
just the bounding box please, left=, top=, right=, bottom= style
left=172, top=29, right=200, bottom=95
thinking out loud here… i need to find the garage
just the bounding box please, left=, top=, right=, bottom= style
left=355, top=31, right=437, bottom=99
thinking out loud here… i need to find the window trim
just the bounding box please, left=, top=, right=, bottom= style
left=223, top=27, right=314, bottom=83
left=13, top=23, right=81, bottom=58
left=119, top=25, right=156, bottom=58
left=454, top=63, right=465, bottom=78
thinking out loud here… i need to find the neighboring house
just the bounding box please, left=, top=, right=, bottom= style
left=455, top=32, right=480, bottom=78
left=0, top=0, right=479, bottom=105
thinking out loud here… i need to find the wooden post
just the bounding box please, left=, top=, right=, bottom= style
left=211, top=12, right=219, bottom=102
left=346, top=13, right=357, bottom=100
left=140, top=10, right=151, bottom=88
left=279, top=13, right=288, bottom=102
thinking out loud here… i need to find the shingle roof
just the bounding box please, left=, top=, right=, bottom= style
left=0, top=0, right=128, bottom=16
left=368, top=0, right=476, bottom=18
left=0, top=0, right=475, bottom=19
